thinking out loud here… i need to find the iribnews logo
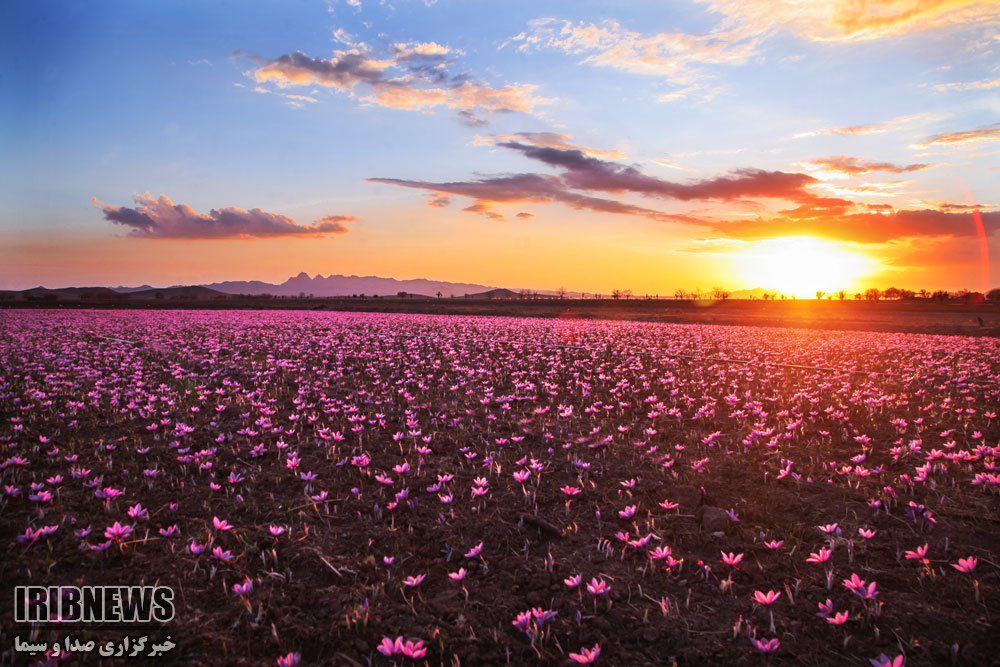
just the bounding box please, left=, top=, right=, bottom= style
left=15, top=586, right=175, bottom=624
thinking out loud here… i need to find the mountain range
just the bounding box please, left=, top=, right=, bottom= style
left=195, top=272, right=499, bottom=298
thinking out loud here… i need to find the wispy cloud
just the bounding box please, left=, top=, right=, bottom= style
left=241, top=43, right=551, bottom=121
left=806, top=156, right=930, bottom=176
left=698, top=0, right=1000, bottom=43
left=92, top=193, right=352, bottom=239
left=472, top=132, right=626, bottom=159
left=791, top=112, right=950, bottom=139
left=911, top=124, right=1000, bottom=148
left=934, top=77, right=1000, bottom=92
left=506, top=17, right=759, bottom=87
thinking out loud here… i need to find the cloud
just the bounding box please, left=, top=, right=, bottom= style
left=506, top=17, right=760, bottom=86
left=934, top=78, right=1000, bottom=92
left=708, top=208, right=1000, bottom=243
left=473, top=132, right=626, bottom=159
left=911, top=125, right=1000, bottom=148
left=369, top=138, right=825, bottom=225
left=426, top=196, right=451, bottom=208
left=697, top=0, right=1000, bottom=43
left=806, top=156, right=930, bottom=175
left=243, top=45, right=551, bottom=119
left=791, top=112, right=950, bottom=139
left=368, top=173, right=700, bottom=224
left=516, top=211, right=534, bottom=219
left=92, top=194, right=352, bottom=239
left=497, top=141, right=817, bottom=201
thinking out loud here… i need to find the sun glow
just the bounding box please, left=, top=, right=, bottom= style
left=734, top=237, right=877, bottom=298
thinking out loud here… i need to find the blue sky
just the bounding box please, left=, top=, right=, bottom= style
left=2, top=0, right=999, bottom=295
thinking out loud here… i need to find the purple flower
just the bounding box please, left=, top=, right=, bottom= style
left=104, top=521, right=132, bottom=542
left=569, top=644, right=601, bottom=664
left=233, top=579, right=253, bottom=596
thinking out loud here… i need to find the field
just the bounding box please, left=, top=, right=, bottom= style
left=1, top=310, right=998, bottom=665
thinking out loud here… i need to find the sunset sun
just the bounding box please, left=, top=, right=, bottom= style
left=735, top=236, right=876, bottom=298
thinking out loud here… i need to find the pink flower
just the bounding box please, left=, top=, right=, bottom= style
left=752, top=637, right=780, bottom=654
left=213, top=516, right=233, bottom=531
left=904, top=543, right=928, bottom=560
left=465, top=542, right=483, bottom=559
left=721, top=551, right=743, bottom=567
left=806, top=547, right=832, bottom=564
left=276, top=652, right=300, bottom=667
left=827, top=610, right=849, bottom=625
left=449, top=568, right=467, bottom=581
left=869, top=654, right=904, bottom=667
left=569, top=643, right=601, bottom=664
left=564, top=573, right=582, bottom=588
left=104, top=521, right=132, bottom=542
left=586, top=577, right=611, bottom=596
left=753, top=590, right=781, bottom=605
left=403, top=574, right=425, bottom=587
left=561, top=486, right=582, bottom=496
left=952, top=556, right=977, bottom=573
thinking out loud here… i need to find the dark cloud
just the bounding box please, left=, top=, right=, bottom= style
left=92, top=194, right=352, bottom=239
left=497, top=142, right=816, bottom=201
left=515, top=211, right=534, bottom=219
left=368, top=173, right=700, bottom=224
left=808, top=156, right=930, bottom=175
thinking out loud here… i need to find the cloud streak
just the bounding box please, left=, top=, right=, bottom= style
left=92, top=194, right=352, bottom=239
left=698, top=0, right=1000, bottom=43
left=807, top=156, right=930, bottom=175
left=911, top=125, right=1000, bottom=148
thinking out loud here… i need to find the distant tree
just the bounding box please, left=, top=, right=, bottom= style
left=623, top=289, right=633, bottom=300
left=611, top=289, right=622, bottom=300
left=918, top=289, right=929, bottom=299
left=557, top=286, right=567, bottom=299
left=987, top=288, right=1000, bottom=302
left=854, top=292, right=862, bottom=300
left=674, top=289, right=685, bottom=300
left=397, top=291, right=407, bottom=298
left=864, top=288, right=881, bottom=302
left=436, top=291, right=442, bottom=299
left=837, top=290, right=846, bottom=301
left=931, top=290, right=950, bottom=301
left=712, top=286, right=730, bottom=301
left=815, top=290, right=825, bottom=300
left=883, top=286, right=902, bottom=300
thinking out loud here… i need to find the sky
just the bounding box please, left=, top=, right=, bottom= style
left=2, top=0, right=999, bottom=297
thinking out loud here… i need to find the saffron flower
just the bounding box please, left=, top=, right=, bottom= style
left=213, top=516, right=234, bottom=531
left=465, top=542, right=483, bottom=559
left=104, top=521, right=132, bottom=543
left=753, top=590, right=781, bottom=605
left=233, top=579, right=253, bottom=596
left=806, top=547, right=832, bottom=564
left=586, top=577, right=611, bottom=595
left=721, top=551, right=744, bottom=567
left=751, top=637, right=780, bottom=654
left=276, top=652, right=301, bottom=667
left=569, top=644, right=601, bottom=664
left=403, top=574, right=425, bottom=587
left=952, top=556, right=977, bottom=573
